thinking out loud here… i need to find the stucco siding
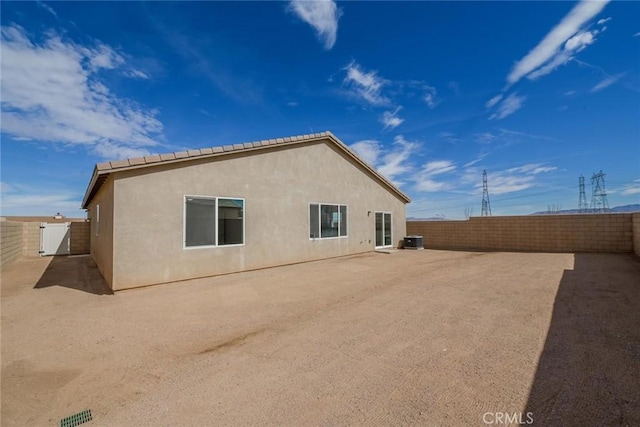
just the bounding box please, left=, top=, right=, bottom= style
left=89, top=177, right=115, bottom=287
left=111, top=141, right=406, bottom=290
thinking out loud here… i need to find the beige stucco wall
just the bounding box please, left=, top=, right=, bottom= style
left=89, top=176, right=115, bottom=286
left=407, top=213, right=634, bottom=253
left=106, top=141, right=406, bottom=290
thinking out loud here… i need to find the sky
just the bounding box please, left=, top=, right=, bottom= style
left=1, top=0, right=639, bottom=219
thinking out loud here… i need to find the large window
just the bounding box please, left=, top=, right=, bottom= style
left=309, top=203, right=347, bottom=239
left=185, top=196, right=244, bottom=248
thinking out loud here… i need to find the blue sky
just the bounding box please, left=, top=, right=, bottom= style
left=1, top=0, right=638, bottom=219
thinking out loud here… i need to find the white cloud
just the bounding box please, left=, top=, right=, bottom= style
left=36, top=1, right=58, bottom=18
left=414, top=160, right=456, bottom=192
left=124, top=69, right=150, bottom=79
left=634, top=32, right=640, bottom=38
left=489, top=93, right=526, bottom=120
left=0, top=181, right=13, bottom=193
left=597, top=17, right=611, bottom=25
left=0, top=25, right=162, bottom=159
left=439, top=132, right=461, bottom=144
left=507, top=0, right=609, bottom=85
left=0, top=189, right=83, bottom=217
left=377, top=135, right=418, bottom=182
left=288, top=0, right=341, bottom=50
left=475, top=132, right=496, bottom=143
left=590, top=72, right=626, bottom=92
left=92, top=142, right=152, bottom=160
left=621, top=182, right=640, bottom=195
left=349, top=139, right=380, bottom=166
left=564, top=90, right=577, bottom=96
left=343, top=61, right=390, bottom=106
left=485, top=94, right=503, bottom=109
left=423, top=86, right=439, bottom=108
left=380, top=108, right=404, bottom=129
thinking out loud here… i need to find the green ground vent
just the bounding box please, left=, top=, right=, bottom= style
left=60, top=409, right=92, bottom=427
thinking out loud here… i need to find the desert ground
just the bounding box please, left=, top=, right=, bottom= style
left=1, top=250, right=639, bottom=426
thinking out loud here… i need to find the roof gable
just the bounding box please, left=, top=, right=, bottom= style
left=81, top=131, right=410, bottom=208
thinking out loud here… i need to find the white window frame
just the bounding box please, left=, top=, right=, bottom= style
left=308, top=202, right=348, bottom=240
left=183, top=195, right=245, bottom=250
left=94, top=204, right=100, bottom=236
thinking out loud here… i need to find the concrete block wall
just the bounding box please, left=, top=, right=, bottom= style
left=407, top=213, right=634, bottom=253
left=1, top=221, right=24, bottom=270
left=1, top=220, right=91, bottom=270
left=22, top=222, right=41, bottom=257
left=70, top=222, right=90, bottom=255
left=633, top=213, right=640, bottom=258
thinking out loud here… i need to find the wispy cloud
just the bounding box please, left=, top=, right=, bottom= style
left=423, top=86, right=439, bottom=108
left=634, top=32, right=640, bottom=38
left=380, top=108, right=404, bottom=129
left=0, top=183, right=83, bottom=217
left=464, top=163, right=557, bottom=195
left=485, top=94, right=503, bottom=109
left=475, top=132, right=496, bottom=144
left=489, top=93, right=526, bottom=120
left=507, top=0, right=610, bottom=85
left=288, top=0, right=341, bottom=50
left=414, top=160, right=457, bottom=192
left=619, top=179, right=640, bottom=196
left=124, top=69, right=150, bottom=79
left=343, top=61, right=390, bottom=106
left=590, top=72, right=626, bottom=92
left=439, top=132, right=461, bottom=144
left=448, top=81, right=461, bottom=96
left=0, top=24, right=162, bottom=159
left=597, top=17, right=611, bottom=25
left=36, top=1, right=58, bottom=18
left=377, top=135, right=419, bottom=183
left=349, top=139, right=380, bottom=166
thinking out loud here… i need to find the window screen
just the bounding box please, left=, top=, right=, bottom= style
left=339, top=205, right=347, bottom=236
left=185, top=197, right=216, bottom=247
left=310, top=203, right=347, bottom=239
left=309, top=204, right=320, bottom=238
left=218, top=198, right=244, bottom=245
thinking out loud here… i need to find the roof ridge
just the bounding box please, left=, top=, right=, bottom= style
left=82, top=131, right=410, bottom=208
left=98, top=131, right=333, bottom=171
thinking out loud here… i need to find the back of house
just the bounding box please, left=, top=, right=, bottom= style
left=82, top=132, right=410, bottom=290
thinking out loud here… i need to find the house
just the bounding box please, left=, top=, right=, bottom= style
left=81, top=132, right=410, bottom=290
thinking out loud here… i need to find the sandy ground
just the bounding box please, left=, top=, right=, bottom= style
left=1, top=250, right=639, bottom=426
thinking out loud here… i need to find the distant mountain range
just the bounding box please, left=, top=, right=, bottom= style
left=408, top=204, right=640, bottom=221
left=531, top=204, right=640, bottom=215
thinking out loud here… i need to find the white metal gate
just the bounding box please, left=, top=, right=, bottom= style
left=40, top=222, right=70, bottom=256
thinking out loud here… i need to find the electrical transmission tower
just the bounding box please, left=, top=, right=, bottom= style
left=590, top=170, right=610, bottom=213
left=578, top=175, right=589, bottom=213
left=481, top=169, right=492, bottom=216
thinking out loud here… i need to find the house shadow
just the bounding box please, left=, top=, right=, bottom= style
left=524, top=253, right=640, bottom=426
left=34, top=255, right=113, bottom=295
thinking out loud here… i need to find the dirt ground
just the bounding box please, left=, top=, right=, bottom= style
left=1, top=250, right=639, bottom=426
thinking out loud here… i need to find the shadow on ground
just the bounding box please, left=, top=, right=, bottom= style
left=34, top=255, right=112, bottom=295
left=525, top=253, right=640, bottom=425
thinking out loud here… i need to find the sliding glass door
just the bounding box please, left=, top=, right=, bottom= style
left=375, top=212, right=392, bottom=248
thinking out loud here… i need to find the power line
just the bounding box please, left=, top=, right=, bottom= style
left=481, top=169, right=492, bottom=216
left=590, top=170, right=610, bottom=213
left=578, top=175, right=588, bottom=213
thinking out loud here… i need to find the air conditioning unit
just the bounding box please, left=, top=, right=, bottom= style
left=404, top=235, right=424, bottom=250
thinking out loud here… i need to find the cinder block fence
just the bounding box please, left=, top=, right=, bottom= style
left=407, top=213, right=640, bottom=255
left=0, top=220, right=90, bottom=270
